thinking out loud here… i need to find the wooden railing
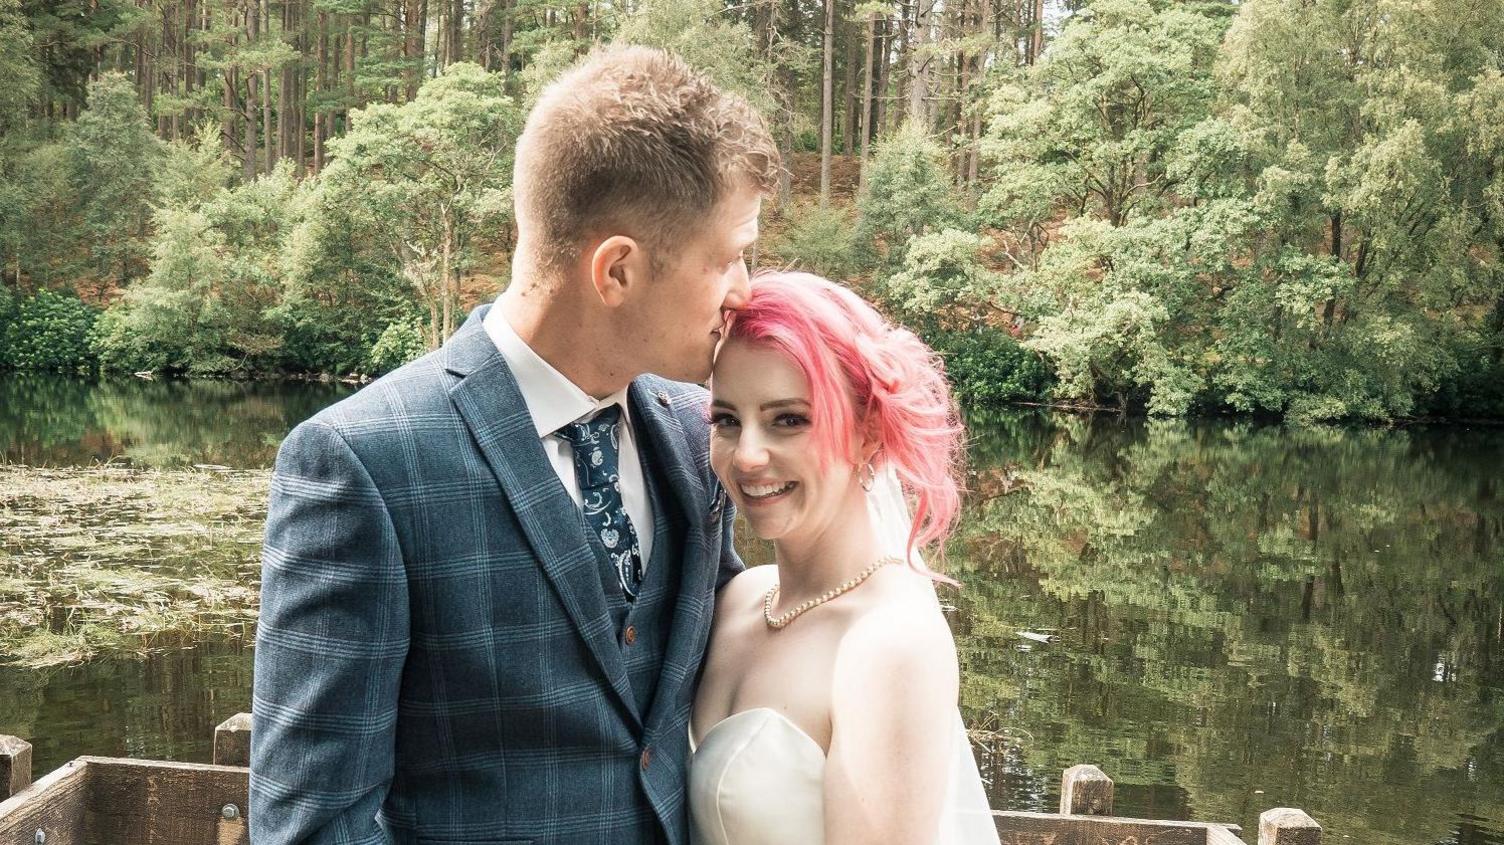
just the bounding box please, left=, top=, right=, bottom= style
left=0, top=715, right=1321, bottom=844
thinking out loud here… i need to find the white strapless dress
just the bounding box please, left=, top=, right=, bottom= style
left=687, top=708, right=1001, bottom=845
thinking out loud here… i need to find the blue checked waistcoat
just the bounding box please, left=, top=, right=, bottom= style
left=250, top=305, right=741, bottom=845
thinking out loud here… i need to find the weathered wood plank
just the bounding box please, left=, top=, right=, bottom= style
left=995, top=810, right=1242, bottom=844
left=80, top=757, right=248, bottom=845
left=1207, top=825, right=1249, bottom=844
left=1259, top=808, right=1320, bottom=845
left=1059, top=763, right=1113, bottom=815
left=0, top=737, right=31, bottom=802
left=212, top=714, right=252, bottom=768
left=0, top=759, right=89, bottom=845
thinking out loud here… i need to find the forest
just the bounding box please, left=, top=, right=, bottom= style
left=1, top=0, right=1502, bottom=422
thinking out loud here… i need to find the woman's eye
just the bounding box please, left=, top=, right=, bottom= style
left=709, top=413, right=739, bottom=429
left=774, top=414, right=810, bottom=429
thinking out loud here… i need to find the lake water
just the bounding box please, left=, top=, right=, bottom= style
left=1, top=372, right=1500, bottom=843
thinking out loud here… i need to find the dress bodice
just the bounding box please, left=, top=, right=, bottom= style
left=687, top=708, right=1001, bottom=845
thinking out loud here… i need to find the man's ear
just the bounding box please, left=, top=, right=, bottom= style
left=589, top=235, right=643, bottom=308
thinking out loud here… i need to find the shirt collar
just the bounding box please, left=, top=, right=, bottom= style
left=483, top=299, right=632, bottom=439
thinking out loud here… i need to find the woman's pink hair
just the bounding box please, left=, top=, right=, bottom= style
left=723, top=271, right=965, bottom=581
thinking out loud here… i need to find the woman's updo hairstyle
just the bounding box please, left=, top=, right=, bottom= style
left=723, top=271, right=964, bottom=580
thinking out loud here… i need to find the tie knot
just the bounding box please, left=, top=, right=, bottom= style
left=558, top=405, right=622, bottom=446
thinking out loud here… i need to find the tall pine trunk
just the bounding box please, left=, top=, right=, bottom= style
left=908, top=0, right=934, bottom=127
left=819, top=0, right=834, bottom=207
left=859, top=13, right=875, bottom=188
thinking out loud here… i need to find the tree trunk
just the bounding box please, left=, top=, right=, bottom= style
left=879, top=17, right=893, bottom=138
left=819, top=0, right=834, bottom=207
left=403, top=0, right=422, bottom=99
left=453, top=0, right=465, bottom=64
left=762, top=0, right=794, bottom=206
left=344, top=19, right=356, bottom=133
left=843, top=15, right=857, bottom=155
left=222, top=10, right=238, bottom=160
left=859, top=12, right=875, bottom=188
left=500, top=0, right=515, bottom=77
left=314, top=10, right=329, bottom=173
left=441, top=209, right=455, bottom=341
left=908, top=0, right=934, bottom=127
left=259, top=0, right=274, bottom=170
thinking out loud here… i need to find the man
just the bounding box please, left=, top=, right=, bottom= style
left=250, top=45, right=780, bottom=844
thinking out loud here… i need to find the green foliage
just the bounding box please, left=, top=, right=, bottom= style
left=929, top=327, right=1053, bottom=408
left=1, top=140, right=85, bottom=289
left=96, top=164, right=297, bottom=375
left=0, top=0, right=40, bottom=133
left=66, top=72, right=164, bottom=285
left=0, top=289, right=98, bottom=372
left=304, top=62, right=521, bottom=348
left=765, top=202, right=860, bottom=279
left=367, top=317, right=429, bottom=375
left=953, top=412, right=1504, bottom=840
left=880, top=229, right=1002, bottom=328
left=981, top=0, right=1226, bottom=231
left=612, top=0, right=774, bottom=113
left=517, top=40, right=579, bottom=109
left=964, top=0, right=1504, bottom=420
left=1028, top=288, right=1202, bottom=415
left=856, top=122, right=964, bottom=268
left=17, top=0, right=136, bottom=110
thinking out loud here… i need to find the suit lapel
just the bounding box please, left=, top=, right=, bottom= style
left=445, top=327, right=640, bottom=728
left=629, top=382, right=720, bottom=736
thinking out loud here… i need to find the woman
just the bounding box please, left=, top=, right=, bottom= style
left=690, top=272, right=999, bottom=844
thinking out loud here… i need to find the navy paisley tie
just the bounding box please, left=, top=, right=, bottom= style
left=558, top=405, right=644, bottom=601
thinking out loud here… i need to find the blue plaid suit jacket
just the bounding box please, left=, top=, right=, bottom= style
left=250, top=306, right=741, bottom=844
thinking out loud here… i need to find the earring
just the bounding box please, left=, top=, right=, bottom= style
left=859, top=461, right=876, bottom=492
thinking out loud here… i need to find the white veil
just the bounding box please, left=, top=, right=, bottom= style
left=865, top=463, right=921, bottom=565
left=864, top=466, right=1002, bottom=844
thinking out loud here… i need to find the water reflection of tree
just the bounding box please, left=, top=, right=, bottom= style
left=0, top=643, right=253, bottom=775
left=0, top=373, right=352, bottom=467
left=953, top=412, right=1504, bottom=844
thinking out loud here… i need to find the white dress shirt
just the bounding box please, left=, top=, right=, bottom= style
left=484, top=303, right=655, bottom=566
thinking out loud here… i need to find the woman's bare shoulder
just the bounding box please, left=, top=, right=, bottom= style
left=835, top=568, right=959, bottom=685
left=716, top=562, right=780, bottom=612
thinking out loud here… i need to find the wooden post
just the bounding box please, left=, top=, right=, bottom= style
left=0, top=735, right=32, bottom=801
left=1059, top=764, right=1114, bottom=815
left=1259, top=808, right=1321, bottom=845
left=214, top=713, right=253, bottom=767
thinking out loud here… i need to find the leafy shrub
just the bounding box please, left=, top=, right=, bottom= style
left=276, top=297, right=385, bottom=376
left=879, top=229, right=1001, bottom=329
left=1, top=289, right=99, bottom=372
left=766, top=202, right=860, bottom=279
left=0, top=285, right=14, bottom=357
left=929, top=327, right=1054, bottom=408
left=855, top=121, right=965, bottom=268
left=91, top=305, right=171, bottom=373
left=368, top=318, right=429, bottom=375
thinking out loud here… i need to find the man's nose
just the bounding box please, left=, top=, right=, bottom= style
left=723, top=263, right=751, bottom=311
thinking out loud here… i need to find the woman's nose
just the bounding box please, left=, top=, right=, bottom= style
left=732, top=431, right=769, bottom=471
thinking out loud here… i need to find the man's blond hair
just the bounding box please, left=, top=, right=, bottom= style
left=514, top=45, right=781, bottom=274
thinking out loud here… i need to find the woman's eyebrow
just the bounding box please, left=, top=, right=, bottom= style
left=708, top=397, right=809, bottom=410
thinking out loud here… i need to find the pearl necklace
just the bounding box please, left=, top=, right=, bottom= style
left=763, top=556, right=900, bottom=630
